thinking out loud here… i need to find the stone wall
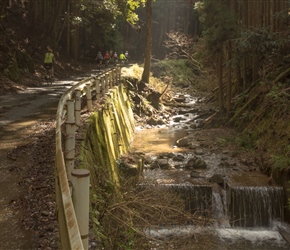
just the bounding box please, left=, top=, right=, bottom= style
left=79, top=84, right=135, bottom=188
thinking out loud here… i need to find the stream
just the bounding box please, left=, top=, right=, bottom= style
left=130, top=92, right=290, bottom=249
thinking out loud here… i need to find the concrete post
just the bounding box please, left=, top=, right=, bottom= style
left=114, top=68, right=118, bottom=85
left=86, top=83, right=92, bottom=112
left=105, top=73, right=109, bottom=92
left=74, top=89, right=81, bottom=127
left=108, top=72, right=113, bottom=88
left=65, top=99, right=76, bottom=180
left=101, top=76, right=105, bottom=96
left=71, top=169, right=90, bottom=250
left=95, top=78, right=101, bottom=100
left=117, top=66, right=121, bottom=83
left=112, top=69, right=116, bottom=86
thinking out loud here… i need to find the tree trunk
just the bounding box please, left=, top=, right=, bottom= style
left=141, top=0, right=152, bottom=83
left=66, top=0, right=71, bottom=58
left=217, top=52, right=224, bottom=112
left=32, top=0, right=39, bottom=31
left=226, top=40, right=232, bottom=116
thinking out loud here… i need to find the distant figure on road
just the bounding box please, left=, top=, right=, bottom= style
left=113, top=52, right=118, bottom=65
left=125, top=50, right=129, bottom=58
left=44, top=46, right=55, bottom=79
left=104, top=51, right=110, bottom=67
left=95, top=51, right=103, bottom=70
left=119, top=52, right=126, bottom=64
left=124, top=51, right=129, bottom=64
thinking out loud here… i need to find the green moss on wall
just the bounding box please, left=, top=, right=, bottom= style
left=78, top=84, right=136, bottom=247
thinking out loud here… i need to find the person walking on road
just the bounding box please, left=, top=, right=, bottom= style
left=44, top=47, right=55, bottom=79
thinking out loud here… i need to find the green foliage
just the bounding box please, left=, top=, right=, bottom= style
left=126, top=0, right=145, bottom=24
left=238, top=131, right=256, bottom=151
left=235, top=27, right=289, bottom=59
left=195, top=0, right=238, bottom=55
left=151, top=59, right=196, bottom=86
left=272, top=154, right=290, bottom=171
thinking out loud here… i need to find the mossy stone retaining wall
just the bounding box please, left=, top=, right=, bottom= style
left=80, top=84, right=135, bottom=188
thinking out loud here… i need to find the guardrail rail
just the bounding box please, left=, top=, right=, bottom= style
left=55, top=67, right=121, bottom=249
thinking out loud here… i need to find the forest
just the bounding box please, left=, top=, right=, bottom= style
left=1, top=0, right=288, bottom=163
left=0, top=0, right=290, bottom=248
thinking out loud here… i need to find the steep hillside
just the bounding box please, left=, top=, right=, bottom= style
left=229, top=60, right=290, bottom=184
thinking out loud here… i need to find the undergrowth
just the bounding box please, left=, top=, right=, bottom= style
left=230, top=78, right=290, bottom=177
left=150, top=59, right=215, bottom=92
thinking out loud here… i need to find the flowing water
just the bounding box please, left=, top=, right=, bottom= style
left=131, top=93, right=290, bottom=249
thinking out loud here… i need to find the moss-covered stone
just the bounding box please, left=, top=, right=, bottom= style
left=78, top=84, right=137, bottom=248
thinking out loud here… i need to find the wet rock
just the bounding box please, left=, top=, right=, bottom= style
left=147, top=91, right=161, bottom=109
left=172, top=154, right=185, bottom=162
left=173, top=164, right=181, bottom=168
left=167, top=152, right=175, bottom=158
left=118, top=160, right=139, bottom=176
left=189, top=123, right=197, bottom=129
left=185, top=156, right=207, bottom=169
left=176, top=137, right=189, bottom=147
left=190, top=170, right=200, bottom=178
left=188, top=143, right=199, bottom=149
left=146, top=117, right=159, bottom=126
left=195, top=118, right=205, bottom=128
left=178, top=108, right=199, bottom=115
left=142, top=155, right=153, bottom=164
left=209, top=174, right=224, bottom=185
left=156, top=159, right=172, bottom=169
left=218, top=161, right=231, bottom=168
left=195, top=148, right=204, bottom=155
left=148, top=162, right=159, bottom=170
left=150, top=159, right=172, bottom=169
left=158, top=153, right=168, bottom=159
left=41, top=211, right=50, bottom=216
left=173, top=116, right=182, bottom=122
left=174, top=95, right=186, bottom=103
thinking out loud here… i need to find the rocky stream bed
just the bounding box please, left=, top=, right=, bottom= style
left=0, top=67, right=290, bottom=249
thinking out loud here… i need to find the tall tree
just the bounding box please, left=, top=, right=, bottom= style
left=141, top=0, right=152, bottom=83
left=196, top=0, right=237, bottom=112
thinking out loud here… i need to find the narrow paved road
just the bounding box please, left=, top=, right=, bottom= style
left=0, top=73, right=94, bottom=249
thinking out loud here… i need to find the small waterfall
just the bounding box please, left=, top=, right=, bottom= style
left=228, top=186, right=284, bottom=227
left=161, top=183, right=212, bottom=217
left=212, top=190, right=230, bottom=228
left=142, top=183, right=289, bottom=249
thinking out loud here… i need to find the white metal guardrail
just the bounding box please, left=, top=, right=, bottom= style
left=55, top=67, right=121, bottom=249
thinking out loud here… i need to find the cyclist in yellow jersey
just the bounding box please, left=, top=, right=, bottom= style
left=44, top=47, right=55, bottom=79
left=119, top=52, right=126, bottom=64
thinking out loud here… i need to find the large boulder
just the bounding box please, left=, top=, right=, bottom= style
left=209, top=174, right=224, bottom=185
left=185, top=156, right=207, bottom=169
left=176, top=137, right=189, bottom=147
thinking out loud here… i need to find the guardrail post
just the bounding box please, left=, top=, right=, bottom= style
left=95, top=78, right=101, bottom=100
left=65, top=99, right=76, bottom=180
left=108, top=72, right=113, bottom=88
left=117, top=66, right=121, bottom=83
left=112, top=69, right=116, bottom=86
left=114, top=68, right=117, bottom=84
left=74, top=89, right=81, bottom=127
left=105, top=73, right=109, bottom=92
left=86, top=83, right=92, bottom=112
left=71, top=169, right=90, bottom=250
left=101, top=76, right=105, bottom=96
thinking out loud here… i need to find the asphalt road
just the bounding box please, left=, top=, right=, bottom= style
left=0, top=75, right=90, bottom=249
